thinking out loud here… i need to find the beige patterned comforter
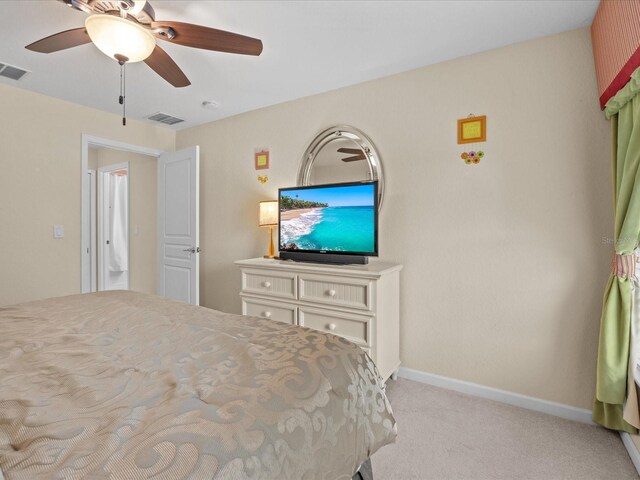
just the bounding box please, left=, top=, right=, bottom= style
left=0, top=291, right=396, bottom=479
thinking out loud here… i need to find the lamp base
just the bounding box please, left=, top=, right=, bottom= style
left=264, top=226, right=277, bottom=258
left=263, top=255, right=280, bottom=260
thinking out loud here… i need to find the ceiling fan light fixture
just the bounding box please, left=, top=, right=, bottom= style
left=85, top=14, right=155, bottom=63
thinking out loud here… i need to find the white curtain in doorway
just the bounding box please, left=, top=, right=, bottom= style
left=109, top=174, right=128, bottom=273
left=625, top=254, right=640, bottom=426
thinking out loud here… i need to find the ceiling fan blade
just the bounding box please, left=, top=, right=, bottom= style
left=25, top=28, right=91, bottom=53
left=144, top=45, right=191, bottom=88
left=342, top=155, right=367, bottom=162
left=337, top=148, right=364, bottom=154
left=151, top=21, right=263, bottom=56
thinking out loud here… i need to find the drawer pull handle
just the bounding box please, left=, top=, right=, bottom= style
left=328, top=323, right=336, bottom=331
left=327, top=289, right=336, bottom=297
left=263, top=311, right=272, bottom=318
left=263, top=282, right=272, bottom=289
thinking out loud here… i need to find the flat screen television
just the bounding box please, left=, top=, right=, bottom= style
left=278, top=181, right=378, bottom=265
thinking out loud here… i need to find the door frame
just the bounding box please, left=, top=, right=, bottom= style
left=82, top=168, right=97, bottom=293
left=81, top=134, right=164, bottom=293
left=88, top=168, right=97, bottom=292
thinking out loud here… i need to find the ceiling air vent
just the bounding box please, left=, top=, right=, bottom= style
left=147, top=112, right=184, bottom=126
left=0, top=63, right=29, bottom=81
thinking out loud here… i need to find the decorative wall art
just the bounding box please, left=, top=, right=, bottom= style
left=458, top=114, right=487, bottom=165
left=458, top=115, right=486, bottom=143
left=460, top=150, right=484, bottom=164
left=255, top=148, right=270, bottom=183
left=255, top=149, right=270, bottom=170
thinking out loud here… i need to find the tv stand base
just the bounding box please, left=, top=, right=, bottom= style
left=279, top=251, right=368, bottom=265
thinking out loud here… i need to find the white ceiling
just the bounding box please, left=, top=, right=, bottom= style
left=0, top=0, right=599, bottom=130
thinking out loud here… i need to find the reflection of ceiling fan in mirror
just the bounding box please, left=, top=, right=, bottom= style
left=338, top=148, right=367, bottom=162
left=25, top=0, right=263, bottom=88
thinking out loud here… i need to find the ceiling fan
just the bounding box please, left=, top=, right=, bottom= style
left=25, top=0, right=264, bottom=88
left=338, top=147, right=367, bottom=162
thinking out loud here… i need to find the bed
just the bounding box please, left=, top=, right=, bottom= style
left=0, top=291, right=395, bottom=479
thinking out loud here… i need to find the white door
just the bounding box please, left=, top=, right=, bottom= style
left=158, top=146, right=200, bottom=305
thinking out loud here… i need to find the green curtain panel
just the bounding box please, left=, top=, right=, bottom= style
left=594, top=69, right=640, bottom=433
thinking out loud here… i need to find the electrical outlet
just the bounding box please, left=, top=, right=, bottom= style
left=53, top=225, right=64, bottom=239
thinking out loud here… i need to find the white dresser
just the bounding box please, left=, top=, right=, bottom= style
left=235, top=257, right=402, bottom=381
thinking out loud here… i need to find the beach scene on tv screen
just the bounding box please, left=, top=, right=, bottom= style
left=279, top=184, right=375, bottom=253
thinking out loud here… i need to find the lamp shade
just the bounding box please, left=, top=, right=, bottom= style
left=85, top=14, right=156, bottom=63
left=259, top=200, right=278, bottom=226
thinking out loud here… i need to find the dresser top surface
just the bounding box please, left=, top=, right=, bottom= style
left=235, top=257, right=403, bottom=277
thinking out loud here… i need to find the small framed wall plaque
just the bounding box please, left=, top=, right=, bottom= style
left=457, top=115, right=486, bottom=144
left=255, top=150, right=270, bottom=170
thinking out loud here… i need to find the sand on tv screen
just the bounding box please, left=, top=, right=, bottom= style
left=279, top=183, right=377, bottom=255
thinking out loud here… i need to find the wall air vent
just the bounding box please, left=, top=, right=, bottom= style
left=147, top=112, right=185, bottom=126
left=0, top=63, right=29, bottom=81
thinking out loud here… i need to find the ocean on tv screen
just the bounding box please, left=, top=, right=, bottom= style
left=279, top=184, right=375, bottom=253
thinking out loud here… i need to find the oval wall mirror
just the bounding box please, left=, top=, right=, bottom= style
left=296, top=125, right=384, bottom=208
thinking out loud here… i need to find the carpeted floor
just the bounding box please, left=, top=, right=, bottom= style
left=371, top=378, right=638, bottom=480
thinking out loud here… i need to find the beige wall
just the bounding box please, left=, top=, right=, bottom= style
left=88, top=148, right=157, bottom=295
left=0, top=27, right=614, bottom=412
left=176, top=27, right=611, bottom=410
left=0, top=84, right=174, bottom=306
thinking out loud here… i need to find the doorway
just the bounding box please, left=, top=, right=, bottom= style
left=81, top=135, right=201, bottom=305
left=81, top=136, right=163, bottom=294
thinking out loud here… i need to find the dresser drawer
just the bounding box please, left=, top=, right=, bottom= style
left=299, top=274, right=372, bottom=311
left=241, top=269, right=296, bottom=300
left=299, top=306, right=371, bottom=347
left=242, top=297, right=297, bottom=325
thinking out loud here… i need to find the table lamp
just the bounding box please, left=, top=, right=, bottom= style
left=259, top=200, right=278, bottom=258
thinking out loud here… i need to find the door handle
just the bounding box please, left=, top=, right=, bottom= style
left=183, top=247, right=196, bottom=253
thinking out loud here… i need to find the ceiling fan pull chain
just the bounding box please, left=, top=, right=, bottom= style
left=118, top=61, right=126, bottom=126
left=123, top=61, right=126, bottom=126
left=118, top=63, right=123, bottom=107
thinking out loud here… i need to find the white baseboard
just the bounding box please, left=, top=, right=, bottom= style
left=397, top=366, right=593, bottom=425
left=621, top=432, right=640, bottom=476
